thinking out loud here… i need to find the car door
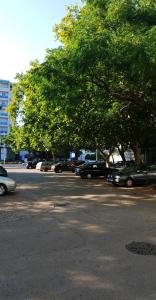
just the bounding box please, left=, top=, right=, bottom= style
left=92, top=163, right=103, bottom=177
left=146, top=165, right=156, bottom=183
left=90, top=164, right=98, bottom=176
left=97, top=163, right=106, bottom=176
left=133, top=169, right=148, bottom=184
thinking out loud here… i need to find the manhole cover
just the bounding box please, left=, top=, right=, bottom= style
left=126, top=241, right=156, bottom=256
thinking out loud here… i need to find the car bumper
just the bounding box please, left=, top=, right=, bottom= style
left=7, top=183, right=16, bottom=192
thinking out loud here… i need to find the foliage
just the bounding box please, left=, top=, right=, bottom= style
left=7, top=0, right=156, bottom=164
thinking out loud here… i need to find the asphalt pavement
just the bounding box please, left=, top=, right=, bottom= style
left=0, top=168, right=156, bottom=300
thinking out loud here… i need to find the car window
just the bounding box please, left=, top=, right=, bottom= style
left=148, top=164, right=156, bottom=170
left=120, top=166, right=137, bottom=174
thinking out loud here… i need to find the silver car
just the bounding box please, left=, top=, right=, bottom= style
left=36, top=161, right=53, bottom=172
left=0, top=176, right=16, bottom=196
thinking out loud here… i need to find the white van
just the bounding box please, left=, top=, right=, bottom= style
left=36, top=161, right=53, bottom=172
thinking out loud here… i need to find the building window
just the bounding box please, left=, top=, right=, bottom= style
left=0, top=91, right=9, bottom=99
left=0, top=121, right=8, bottom=125
left=0, top=112, right=8, bottom=117
left=0, top=82, right=9, bottom=89
left=0, top=102, right=8, bottom=109
left=0, top=130, right=8, bottom=135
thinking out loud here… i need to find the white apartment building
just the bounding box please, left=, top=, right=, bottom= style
left=0, top=79, right=12, bottom=161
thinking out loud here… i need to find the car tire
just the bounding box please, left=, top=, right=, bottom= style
left=0, top=184, right=7, bottom=196
left=125, top=178, right=133, bottom=187
left=58, top=168, right=62, bottom=173
left=80, top=174, right=86, bottom=179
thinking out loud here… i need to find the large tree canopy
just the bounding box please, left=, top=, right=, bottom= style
left=6, top=0, right=156, bottom=164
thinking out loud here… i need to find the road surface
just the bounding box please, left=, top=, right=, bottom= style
left=0, top=168, right=156, bottom=300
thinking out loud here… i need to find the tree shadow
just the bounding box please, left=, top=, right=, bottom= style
left=0, top=170, right=156, bottom=299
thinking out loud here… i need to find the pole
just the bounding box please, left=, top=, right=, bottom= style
left=96, top=149, right=98, bottom=161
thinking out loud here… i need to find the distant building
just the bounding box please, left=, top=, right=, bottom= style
left=0, top=79, right=12, bottom=161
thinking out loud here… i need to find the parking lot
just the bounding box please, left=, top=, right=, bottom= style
left=0, top=168, right=156, bottom=300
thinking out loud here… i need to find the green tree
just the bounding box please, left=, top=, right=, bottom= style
left=7, top=0, right=156, bottom=165
left=53, top=0, right=156, bottom=164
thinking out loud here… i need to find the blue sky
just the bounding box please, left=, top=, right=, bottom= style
left=0, top=0, right=82, bottom=82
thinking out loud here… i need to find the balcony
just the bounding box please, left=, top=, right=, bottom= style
left=0, top=121, right=8, bottom=126
left=0, top=132, right=8, bottom=136
left=0, top=112, right=8, bottom=118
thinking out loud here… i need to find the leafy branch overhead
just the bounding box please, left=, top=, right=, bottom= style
left=7, top=0, right=156, bottom=164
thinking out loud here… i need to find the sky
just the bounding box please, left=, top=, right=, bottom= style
left=0, top=0, right=82, bottom=82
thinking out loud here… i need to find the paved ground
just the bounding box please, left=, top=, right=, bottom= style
left=0, top=168, right=156, bottom=300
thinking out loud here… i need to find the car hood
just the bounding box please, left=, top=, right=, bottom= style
left=0, top=177, right=16, bottom=184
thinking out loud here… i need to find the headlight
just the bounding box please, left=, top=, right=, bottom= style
left=114, top=175, right=120, bottom=182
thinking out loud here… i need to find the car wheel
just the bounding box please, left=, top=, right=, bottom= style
left=80, top=173, right=86, bottom=179
left=125, top=178, right=133, bottom=187
left=0, top=184, right=7, bottom=196
left=43, top=168, right=48, bottom=172
left=58, top=168, right=62, bottom=173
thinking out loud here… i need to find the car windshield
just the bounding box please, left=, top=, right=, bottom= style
left=119, top=166, right=137, bottom=175
left=147, top=164, right=156, bottom=171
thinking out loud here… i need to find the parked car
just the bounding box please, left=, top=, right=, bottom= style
left=51, top=161, right=73, bottom=173
left=112, top=160, right=135, bottom=168
left=76, top=161, right=116, bottom=179
left=36, top=161, right=53, bottom=172
left=0, top=176, right=16, bottom=195
left=71, top=160, right=85, bottom=173
left=26, top=159, right=40, bottom=169
left=108, top=164, right=156, bottom=187
left=107, top=168, right=120, bottom=183
left=0, top=166, right=7, bottom=177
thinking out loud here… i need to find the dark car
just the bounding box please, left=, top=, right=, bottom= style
left=51, top=161, right=73, bottom=173
left=76, top=161, right=115, bottom=179
left=108, top=164, right=156, bottom=187
left=113, top=160, right=135, bottom=168
left=26, top=160, right=39, bottom=169
left=107, top=168, right=120, bottom=183
left=0, top=166, right=7, bottom=177
left=71, top=160, right=85, bottom=173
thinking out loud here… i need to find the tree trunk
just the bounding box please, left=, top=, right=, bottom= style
left=97, top=146, right=107, bottom=165
left=98, top=146, right=114, bottom=167
left=117, top=144, right=126, bottom=162
left=105, top=147, right=114, bottom=167
left=131, top=143, right=141, bottom=166
left=51, top=150, right=55, bottom=162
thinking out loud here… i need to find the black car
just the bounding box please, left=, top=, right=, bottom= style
left=26, top=160, right=40, bottom=169
left=0, top=166, right=7, bottom=177
left=108, top=164, right=156, bottom=187
left=51, top=161, right=73, bottom=173
left=76, top=162, right=115, bottom=179
left=71, top=160, right=85, bottom=173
